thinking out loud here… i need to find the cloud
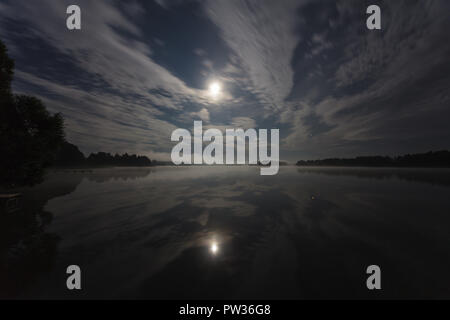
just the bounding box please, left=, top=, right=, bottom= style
left=0, top=0, right=215, bottom=159
left=190, top=108, right=210, bottom=122
left=205, top=0, right=304, bottom=112
left=1, top=0, right=449, bottom=162
left=231, top=117, right=256, bottom=129
left=14, top=70, right=178, bottom=159
left=281, top=0, right=450, bottom=158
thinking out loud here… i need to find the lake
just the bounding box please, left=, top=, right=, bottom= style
left=2, top=166, right=450, bottom=299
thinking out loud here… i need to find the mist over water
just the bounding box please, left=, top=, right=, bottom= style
left=3, top=166, right=450, bottom=299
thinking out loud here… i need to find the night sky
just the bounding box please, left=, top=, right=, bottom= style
left=1, top=0, right=449, bottom=162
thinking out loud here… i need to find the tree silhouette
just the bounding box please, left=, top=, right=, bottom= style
left=0, top=40, right=64, bottom=188
left=86, top=152, right=152, bottom=167
left=53, top=141, right=86, bottom=166
left=0, top=40, right=14, bottom=98
left=296, top=151, right=450, bottom=167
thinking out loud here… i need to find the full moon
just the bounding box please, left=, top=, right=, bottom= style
left=208, top=81, right=221, bottom=99
left=210, top=241, right=218, bottom=254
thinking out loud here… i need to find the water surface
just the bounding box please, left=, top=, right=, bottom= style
left=2, top=166, right=450, bottom=299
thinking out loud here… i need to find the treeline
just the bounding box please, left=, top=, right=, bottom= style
left=1, top=40, right=65, bottom=187
left=0, top=39, right=152, bottom=189
left=53, top=142, right=153, bottom=167
left=87, top=152, right=152, bottom=167
left=296, top=151, right=450, bottom=167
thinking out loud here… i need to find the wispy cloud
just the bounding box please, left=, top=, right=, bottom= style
left=1, top=0, right=449, bottom=161
left=205, top=0, right=303, bottom=113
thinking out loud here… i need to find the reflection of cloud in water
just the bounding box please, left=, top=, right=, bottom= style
left=11, top=166, right=450, bottom=299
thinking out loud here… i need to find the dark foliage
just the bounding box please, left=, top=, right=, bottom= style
left=1, top=40, right=65, bottom=188
left=0, top=40, right=14, bottom=99
left=86, top=152, right=152, bottom=167
left=53, top=141, right=86, bottom=167
left=52, top=142, right=154, bottom=168
left=296, top=151, right=450, bottom=167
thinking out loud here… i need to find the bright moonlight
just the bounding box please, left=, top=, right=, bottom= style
left=208, top=81, right=221, bottom=99
left=210, top=241, right=218, bottom=254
